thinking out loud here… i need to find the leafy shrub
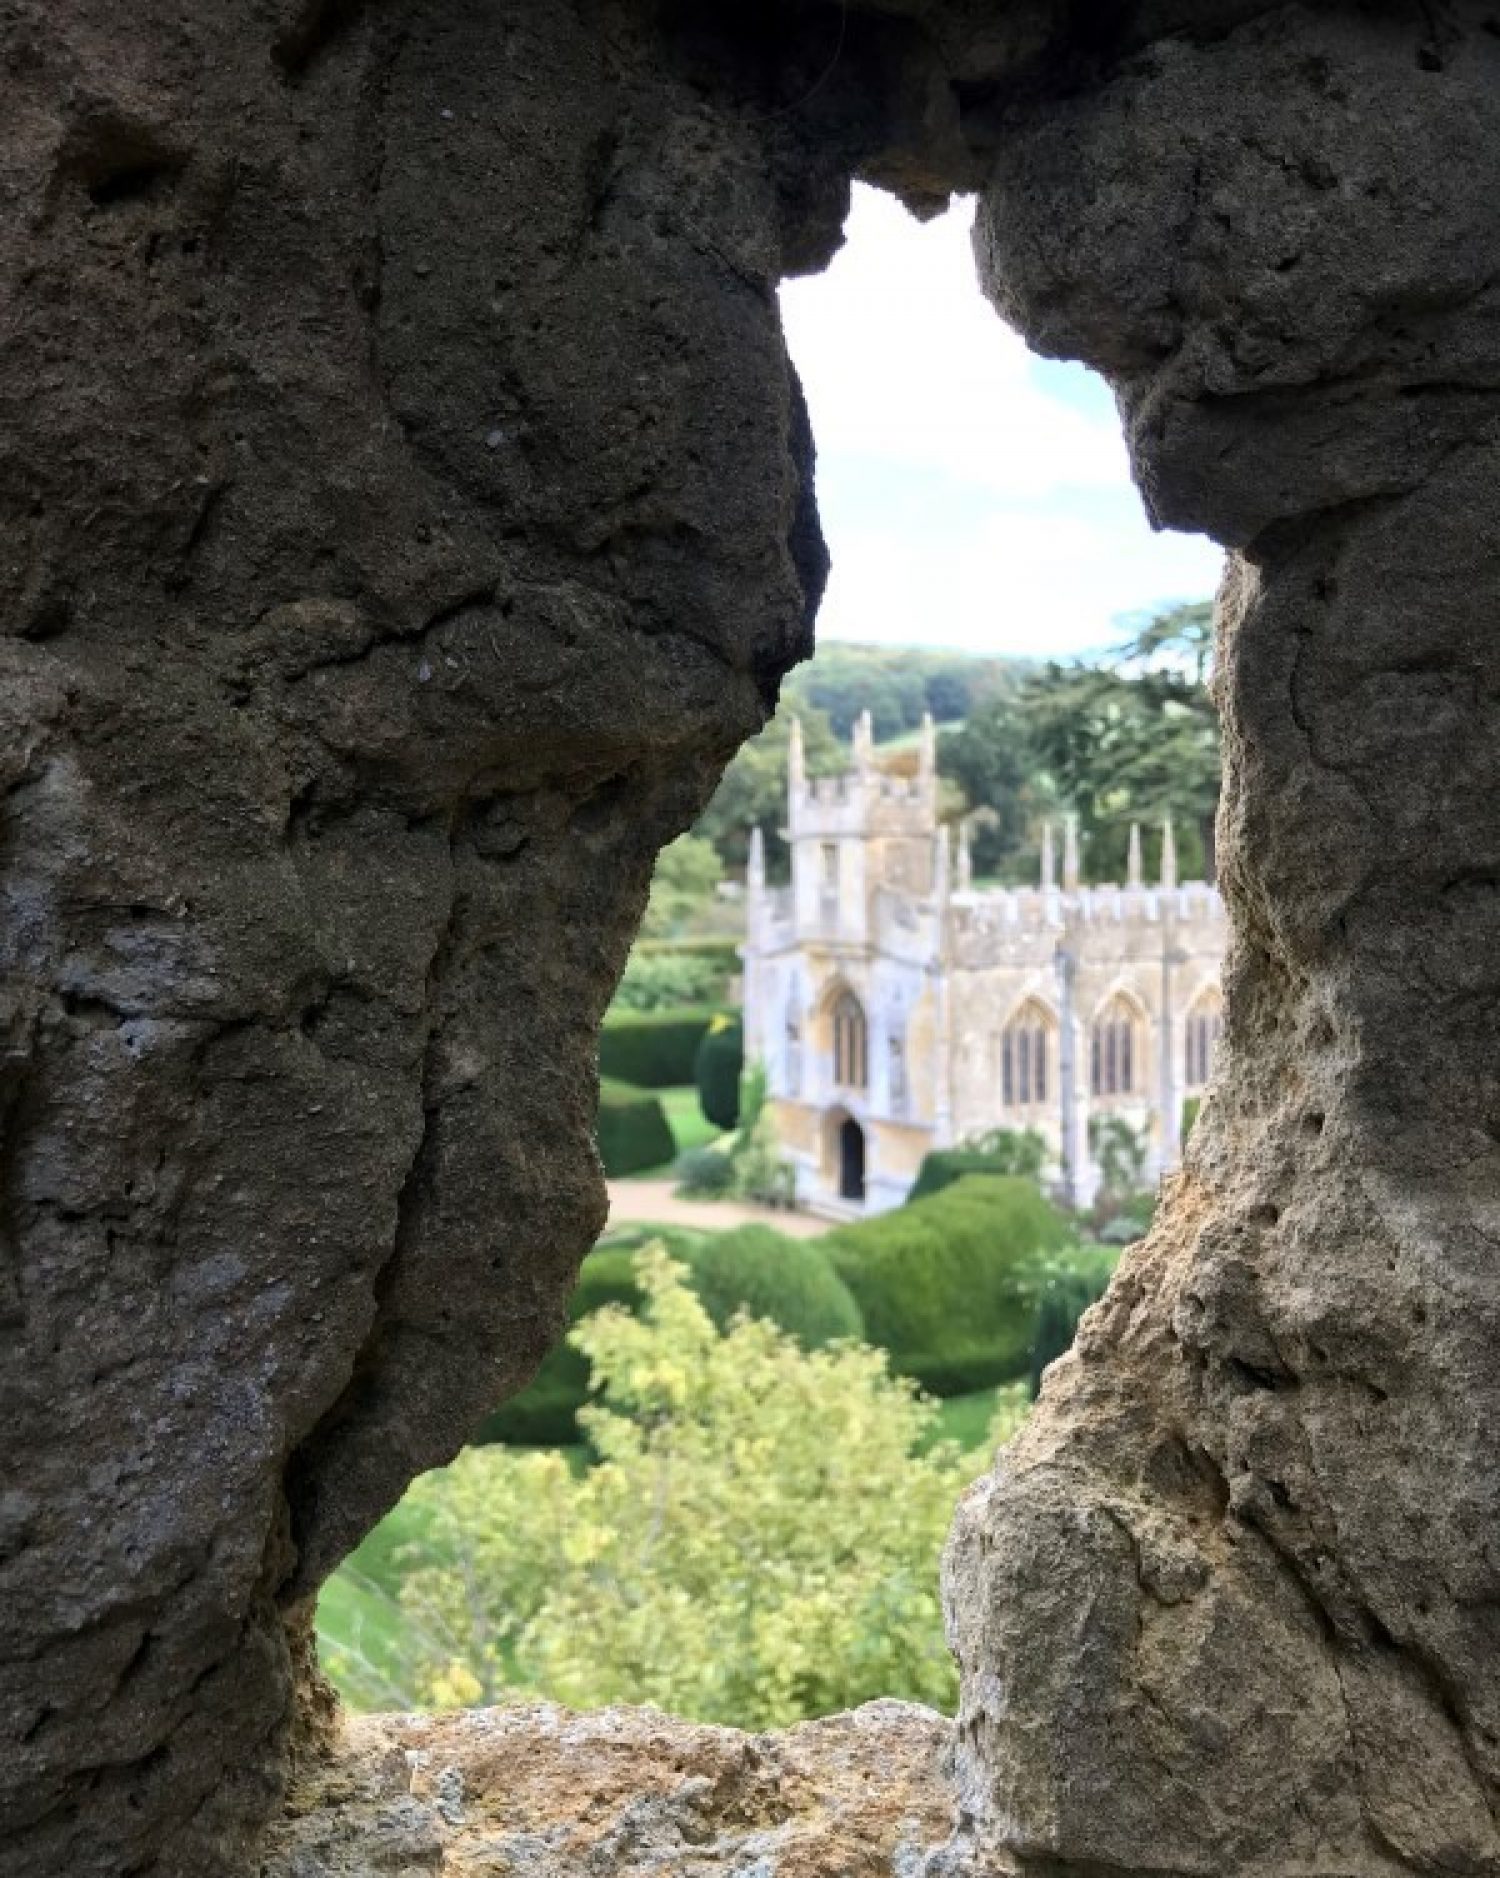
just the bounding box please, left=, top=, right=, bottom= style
left=694, top=1014, right=744, bottom=1130
left=1089, top=1113, right=1149, bottom=1201
left=825, top=1176, right=1072, bottom=1395
left=396, top=1249, right=980, bottom=1724
left=614, top=950, right=727, bottom=1012
left=724, top=1065, right=796, bottom=1206
left=1027, top=1246, right=1119, bottom=1397
left=1181, top=1094, right=1203, bottom=1142
left=673, top=1146, right=736, bottom=1197
left=475, top=1248, right=650, bottom=1447
left=598, top=1006, right=721, bottom=1088
left=476, top=1238, right=712, bottom=1447
left=686, top=1224, right=864, bottom=1347
left=908, top=1128, right=1047, bottom=1202
left=595, top=1078, right=675, bottom=1177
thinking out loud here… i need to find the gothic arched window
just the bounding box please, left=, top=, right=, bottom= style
left=832, top=990, right=868, bottom=1092
left=1001, top=1002, right=1053, bottom=1110
left=1184, top=993, right=1223, bottom=1090
left=1091, top=996, right=1142, bottom=1098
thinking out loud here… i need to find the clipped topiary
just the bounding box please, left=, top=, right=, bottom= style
left=595, top=1078, right=675, bottom=1177
left=694, top=1013, right=744, bottom=1130
left=908, top=1129, right=1047, bottom=1202
left=825, top=1175, right=1072, bottom=1395
left=598, top=1005, right=722, bottom=1087
left=682, top=1224, right=864, bottom=1348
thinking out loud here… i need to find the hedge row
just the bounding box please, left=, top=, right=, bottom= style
left=477, top=1226, right=862, bottom=1447
left=824, top=1176, right=1073, bottom=1396
left=908, top=1130, right=1047, bottom=1202
left=596, top=1079, right=675, bottom=1178
left=599, top=1005, right=722, bottom=1088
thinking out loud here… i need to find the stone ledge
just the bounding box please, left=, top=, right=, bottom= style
left=261, top=1699, right=964, bottom=1877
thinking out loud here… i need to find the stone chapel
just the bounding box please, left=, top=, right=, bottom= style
left=742, top=713, right=1227, bottom=1216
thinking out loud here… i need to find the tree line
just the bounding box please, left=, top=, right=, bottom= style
left=691, top=600, right=1219, bottom=886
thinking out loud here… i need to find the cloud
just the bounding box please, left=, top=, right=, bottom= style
left=779, top=186, right=1224, bottom=659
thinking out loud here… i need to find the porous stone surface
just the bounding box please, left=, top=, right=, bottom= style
left=0, top=3, right=843, bottom=1870
left=259, top=1699, right=957, bottom=1878
left=947, top=8, right=1500, bottom=1874
left=8, top=2, right=1500, bottom=1875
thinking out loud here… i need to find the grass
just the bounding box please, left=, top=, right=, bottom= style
left=925, top=1382, right=1031, bottom=1455
left=316, top=1495, right=437, bottom=1710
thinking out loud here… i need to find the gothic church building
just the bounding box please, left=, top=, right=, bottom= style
left=742, top=714, right=1227, bottom=1217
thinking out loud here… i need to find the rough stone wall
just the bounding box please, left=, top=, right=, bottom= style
left=8, top=2, right=1500, bottom=1875
left=261, top=1698, right=956, bottom=1876
left=0, top=4, right=840, bottom=1871
left=947, top=9, right=1500, bottom=1872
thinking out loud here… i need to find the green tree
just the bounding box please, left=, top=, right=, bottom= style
left=937, top=689, right=1043, bottom=878
left=692, top=704, right=842, bottom=877
left=394, top=1249, right=1006, bottom=1724
left=639, top=833, right=724, bottom=938
left=1019, top=599, right=1219, bottom=880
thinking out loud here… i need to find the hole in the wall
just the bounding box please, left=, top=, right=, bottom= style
left=312, top=182, right=1231, bottom=1733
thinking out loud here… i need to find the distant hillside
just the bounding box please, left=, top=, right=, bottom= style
left=781, top=643, right=1027, bottom=742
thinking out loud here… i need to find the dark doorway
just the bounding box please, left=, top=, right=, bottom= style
left=838, top=1116, right=866, bottom=1203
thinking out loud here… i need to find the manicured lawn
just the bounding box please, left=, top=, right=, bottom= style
left=925, top=1382, right=1030, bottom=1455
left=660, top=1084, right=721, bottom=1153
left=316, top=1496, right=438, bottom=1710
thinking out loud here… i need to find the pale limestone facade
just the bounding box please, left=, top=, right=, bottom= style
left=742, top=714, right=1227, bottom=1218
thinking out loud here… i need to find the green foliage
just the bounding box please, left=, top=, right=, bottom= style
left=1181, top=1094, right=1203, bottom=1141
left=599, top=1005, right=721, bottom=1088
left=1027, top=1247, right=1119, bottom=1398
left=613, top=949, right=728, bottom=1012
left=596, top=1079, right=675, bottom=1178
left=1018, top=600, right=1220, bottom=881
left=937, top=689, right=1049, bottom=878
left=639, top=834, right=725, bottom=939
left=475, top=1248, right=650, bottom=1448
left=672, top=1145, right=736, bottom=1196
left=783, top=644, right=1018, bottom=741
left=686, top=1224, right=864, bottom=1348
left=825, top=1176, right=1073, bottom=1396
left=908, top=1129, right=1047, bottom=1201
left=393, top=1250, right=984, bottom=1723
left=693, top=704, right=843, bottom=878
left=934, top=599, right=1219, bottom=883
left=694, top=1014, right=744, bottom=1130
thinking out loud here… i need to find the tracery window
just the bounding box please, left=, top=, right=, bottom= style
left=1091, top=996, right=1141, bottom=1098
left=832, top=990, right=868, bottom=1092
left=1001, top=1003, right=1052, bottom=1109
left=1184, top=994, right=1223, bottom=1090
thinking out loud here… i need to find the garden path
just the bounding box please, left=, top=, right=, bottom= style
left=605, top=1179, right=828, bottom=1239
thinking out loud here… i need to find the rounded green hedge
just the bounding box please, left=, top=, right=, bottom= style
left=685, top=1224, right=864, bottom=1347
left=475, top=1226, right=861, bottom=1446
left=908, top=1131, right=1046, bottom=1201
left=599, top=1006, right=722, bottom=1088
left=824, top=1175, right=1072, bottom=1395
left=476, top=1238, right=703, bottom=1447
left=596, top=1078, right=675, bottom=1177
left=694, top=1015, right=743, bottom=1131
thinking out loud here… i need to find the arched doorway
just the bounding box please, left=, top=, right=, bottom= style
left=838, top=1116, right=866, bottom=1202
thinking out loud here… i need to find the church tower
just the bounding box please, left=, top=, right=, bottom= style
left=786, top=711, right=940, bottom=944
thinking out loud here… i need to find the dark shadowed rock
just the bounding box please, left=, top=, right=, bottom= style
left=6, top=2, right=1500, bottom=1874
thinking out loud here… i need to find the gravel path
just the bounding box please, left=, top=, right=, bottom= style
left=605, top=1179, right=829, bottom=1239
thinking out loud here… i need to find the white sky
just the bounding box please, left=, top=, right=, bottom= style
left=779, top=186, right=1224, bottom=660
